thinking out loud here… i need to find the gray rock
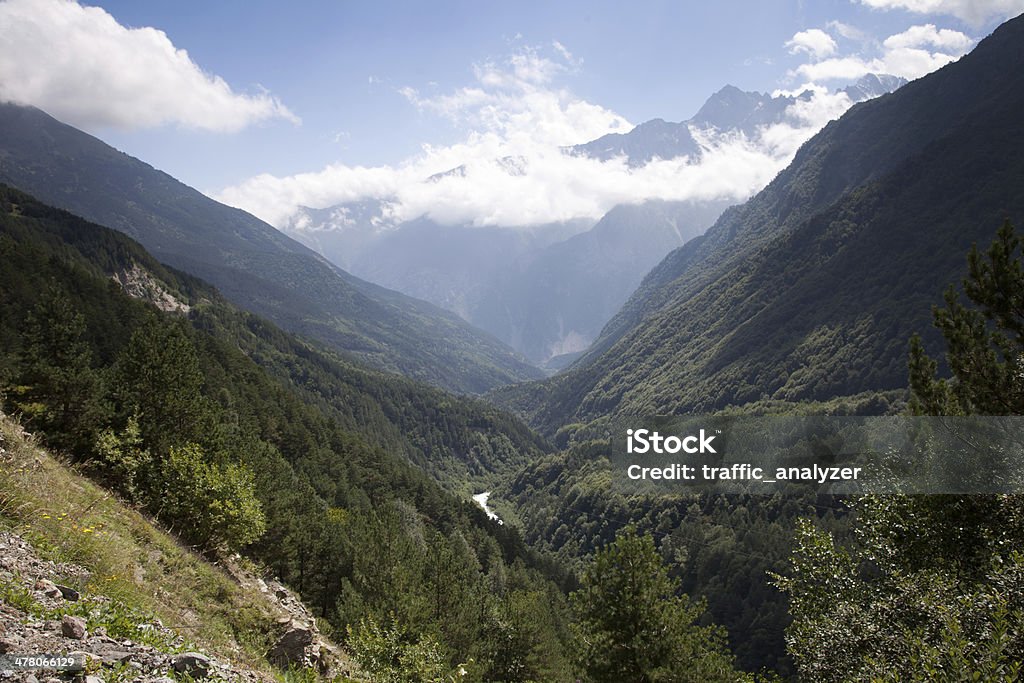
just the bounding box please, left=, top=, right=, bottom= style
left=171, top=652, right=211, bottom=678
left=269, top=624, right=322, bottom=670
left=61, top=614, right=87, bottom=640
left=98, top=649, right=134, bottom=664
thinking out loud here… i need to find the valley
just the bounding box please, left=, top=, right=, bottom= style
left=1, top=4, right=1023, bottom=682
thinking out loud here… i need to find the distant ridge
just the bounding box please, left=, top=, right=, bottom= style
left=0, top=103, right=543, bottom=393
left=492, top=15, right=1024, bottom=433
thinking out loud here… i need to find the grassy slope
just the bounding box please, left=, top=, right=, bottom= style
left=0, top=411, right=357, bottom=680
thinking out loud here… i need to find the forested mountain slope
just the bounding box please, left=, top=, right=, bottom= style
left=0, top=104, right=542, bottom=394
left=493, top=13, right=1024, bottom=435
left=0, top=184, right=574, bottom=680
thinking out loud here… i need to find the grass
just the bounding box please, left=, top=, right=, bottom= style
left=0, top=411, right=283, bottom=676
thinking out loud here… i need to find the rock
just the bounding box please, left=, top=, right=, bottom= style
left=0, top=636, right=16, bottom=653
left=85, top=676, right=103, bottom=683
left=56, top=584, right=79, bottom=601
left=269, top=624, right=321, bottom=670
left=61, top=614, right=87, bottom=640
left=33, top=578, right=62, bottom=599
left=23, top=675, right=38, bottom=683
left=98, top=650, right=134, bottom=665
left=172, top=652, right=211, bottom=678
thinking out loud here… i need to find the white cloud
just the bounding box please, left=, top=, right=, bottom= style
left=786, top=29, right=839, bottom=60
left=857, top=0, right=1024, bottom=25
left=0, top=0, right=297, bottom=132
left=882, top=23, right=973, bottom=50
left=827, top=20, right=869, bottom=41
left=791, top=23, right=972, bottom=81
left=217, top=44, right=862, bottom=230
left=552, top=40, right=576, bottom=64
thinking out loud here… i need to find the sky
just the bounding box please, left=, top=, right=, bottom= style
left=0, top=0, right=1021, bottom=229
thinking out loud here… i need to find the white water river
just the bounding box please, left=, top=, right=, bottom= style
left=472, top=491, right=503, bottom=525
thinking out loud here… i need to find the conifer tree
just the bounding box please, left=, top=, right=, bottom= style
left=909, top=219, right=1024, bottom=415
left=15, top=282, right=103, bottom=452
left=113, top=313, right=208, bottom=452
left=570, top=527, right=736, bottom=682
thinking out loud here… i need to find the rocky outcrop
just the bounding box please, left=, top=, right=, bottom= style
left=111, top=263, right=190, bottom=314
left=223, top=558, right=348, bottom=676
left=0, top=532, right=266, bottom=682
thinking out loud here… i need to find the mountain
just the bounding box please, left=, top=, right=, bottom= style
left=471, top=199, right=730, bottom=364
left=840, top=73, right=907, bottom=102
left=571, top=74, right=906, bottom=166
left=283, top=76, right=904, bottom=366
left=0, top=183, right=576, bottom=679
left=287, top=200, right=722, bottom=365
left=0, top=103, right=543, bottom=394
left=492, top=15, right=1024, bottom=435
left=347, top=216, right=591, bottom=322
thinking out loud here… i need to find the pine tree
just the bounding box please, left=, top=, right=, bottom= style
left=909, top=219, right=1024, bottom=415
left=113, top=313, right=209, bottom=452
left=569, top=527, right=736, bottom=683
left=14, top=282, right=104, bottom=452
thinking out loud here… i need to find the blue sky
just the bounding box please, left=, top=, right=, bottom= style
left=0, top=0, right=1020, bottom=227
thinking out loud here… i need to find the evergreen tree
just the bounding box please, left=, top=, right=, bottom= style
left=14, top=282, right=103, bottom=452
left=113, top=313, right=209, bottom=452
left=909, top=219, right=1024, bottom=415
left=569, top=527, right=736, bottom=683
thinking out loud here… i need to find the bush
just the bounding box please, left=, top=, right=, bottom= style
left=158, top=443, right=266, bottom=552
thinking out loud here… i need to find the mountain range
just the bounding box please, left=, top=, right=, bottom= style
left=570, top=74, right=905, bottom=165
left=0, top=104, right=542, bottom=394
left=491, top=15, right=1024, bottom=435
left=282, top=74, right=904, bottom=365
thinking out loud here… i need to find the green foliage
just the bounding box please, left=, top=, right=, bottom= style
left=910, top=220, right=1024, bottom=415
left=94, top=415, right=152, bottom=502
left=113, top=315, right=211, bottom=452
left=498, top=437, right=816, bottom=675
left=778, top=220, right=1024, bottom=680
left=569, top=527, right=737, bottom=682
left=11, top=282, right=105, bottom=452
left=0, top=184, right=573, bottom=679
left=158, top=443, right=267, bottom=551
left=347, top=614, right=462, bottom=683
